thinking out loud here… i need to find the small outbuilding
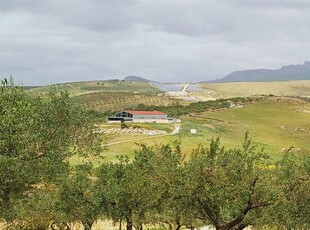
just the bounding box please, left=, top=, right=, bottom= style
left=190, top=128, right=197, bottom=134
left=107, top=110, right=172, bottom=123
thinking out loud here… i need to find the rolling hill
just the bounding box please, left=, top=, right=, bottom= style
left=123, top=76, right=155, bottom=82
left=73, top=91, right=183, bottom=113
left=26, top=79, right=160, bottom=96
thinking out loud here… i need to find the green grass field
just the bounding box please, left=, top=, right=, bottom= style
left=179, top=98, right=310, bottom=160
left=78, top=98, right=310, bottom=164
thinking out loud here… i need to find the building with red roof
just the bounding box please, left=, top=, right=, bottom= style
left=107, top=110, right=173, bottom=123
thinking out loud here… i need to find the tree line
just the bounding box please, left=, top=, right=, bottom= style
left=88, top=96, right=256, bottom=120
left=0, top=79, right=309, bottom=229
left=126, top=97, right=256, bottom=117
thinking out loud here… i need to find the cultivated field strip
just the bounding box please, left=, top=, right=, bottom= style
left=26, top=80, right=160, bottom=96
left=73, top=92, right=182, bottom=112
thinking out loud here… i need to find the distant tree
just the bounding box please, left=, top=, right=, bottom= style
left=121, top=122, right=129, bottom=129
left=184, top=133, right=276, bottom=230
left=136, top=103, right=147, bottom=110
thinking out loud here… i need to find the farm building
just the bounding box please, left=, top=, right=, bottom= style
left=107, top=110, right=173, bottom=123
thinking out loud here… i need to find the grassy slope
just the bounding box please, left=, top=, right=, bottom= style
left=199, top=80, right=310, bottom=98
left=26, top=80, right=187, bottom=113
left=180, top=98, right=310, bottom=160
left=89, top=98, right=310, bottom=163
left=73, top=91, right=184, bottom=112
left=27, top=80, right=160, bottom=96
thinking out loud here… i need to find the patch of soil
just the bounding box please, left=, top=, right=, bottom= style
left=202, top=124, right=216, bottom=130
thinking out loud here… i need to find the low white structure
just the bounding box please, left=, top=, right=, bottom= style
left=190, top=128, right=197, bottom=134
left=107, top=110, right=173, bottom=123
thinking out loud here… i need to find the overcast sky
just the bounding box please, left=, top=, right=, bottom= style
left=1, top=0, right=310, bottom=85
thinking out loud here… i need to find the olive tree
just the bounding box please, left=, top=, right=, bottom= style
left=96, top=156, right=133, bottom=230
left=97, top=141, right=197, bottom=230
left=272, top=150, right=310, bottom=229
left=184, top=133, right=276, bottom=230
left=131, top=142, right=198, bottom=230
left=0, top=78, right=99, bottom=223
left=57, top=164, right=106, bottom=230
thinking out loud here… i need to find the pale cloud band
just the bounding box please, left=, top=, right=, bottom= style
left=1, top=0, right=309, bottom=85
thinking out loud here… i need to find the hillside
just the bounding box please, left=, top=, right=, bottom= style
left=26, top=79, right=160, bottom=96
left=24, top=79, right=190, bottom=113
left=204, top=61, right=310, bottom=83
left=199, top=80, right=310, bottom=98
left=73, top=92, right=184, bottom=113
left=123, top=76, right=154, bottom=82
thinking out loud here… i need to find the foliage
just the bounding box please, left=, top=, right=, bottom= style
left=134, top=141, right=198, bottom=230
left=1, top=79, right=309, bottom=229
left=120, top=122, right=129, bottom=129
left=132, top=97, right=255, bottom=117
left=272, top=150, right=310, bottom=229
left=87, top=109, right=113, bottom=120
left=57, top=164, right=106, bottom=230
left=0, top=78, right=99, bottom=222
left=184, top=132, right=275, bottom=230
left=97, top=141, right=190, bottom=230
left=129, top=141, right=186, bottom=229
left=96, top=135, right=279, bottom=230
left=7, top=189, right=61, bottom=230
left=96, top=156, right=132, bottom=229
left=73, top=91, right=179, bottom=113
left=72, top=91, right=255, bottom=116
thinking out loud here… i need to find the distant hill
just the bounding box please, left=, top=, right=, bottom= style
left=124, top=76, right=156, bottom=82
left=203, top=61, right=310, bottom=83
left=26, top=80, right=160, bottom=96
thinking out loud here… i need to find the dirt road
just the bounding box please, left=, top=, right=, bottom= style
left=182, top=83, right=190, bottom=92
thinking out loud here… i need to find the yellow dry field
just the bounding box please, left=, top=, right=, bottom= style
left=199, top=80, right=310, bottom=98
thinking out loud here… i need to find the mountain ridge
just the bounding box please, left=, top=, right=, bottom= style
left=200, top=61, right=310, bottom=83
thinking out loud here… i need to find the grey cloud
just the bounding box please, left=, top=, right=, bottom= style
left=0, top=0, right=44, bottom=13
left=61, top=1, right=138, bottom=32
left=1, top=0, right=234, bottom=37
left=63, top=1, right=235, bottom=37
left=227, top=0, right=310, bottom=9
left=1, top=0, right=310, bottom=85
